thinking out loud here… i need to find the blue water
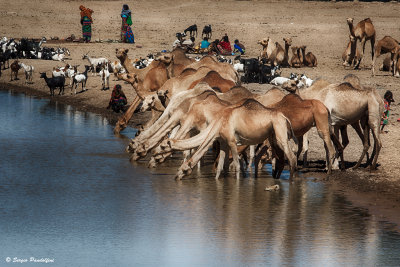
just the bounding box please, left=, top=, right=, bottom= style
left=0, top=90, right=400, bottom=266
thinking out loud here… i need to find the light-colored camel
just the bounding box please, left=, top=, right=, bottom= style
left=342, top=35, right=361, bottom=67
left=290, top=46, right=302, bottom=68
left=258, top=37, right=276, bottom=63
left=129, top=87, right=284, bottom=164
left=371, top=36, right=400, bottom=76
left=269, top=38, right=292, bottom=67
left=347, top=17, right=376, bottom=69
left=300, top=45, right=317, bottom=67
left=174, top=99, right=297, bottom=180
left=282, top=80, right=383, bottom=170
left=154, top=48, right=195, bottom=77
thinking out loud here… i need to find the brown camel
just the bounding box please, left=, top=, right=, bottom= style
left=347, top=17, right=376, bottom=69
left=254, top=93, right=336, bottom=176
left=290, top=46, right=302, bottom=68
left=269, top=38, right=292, bottom=67
left=342, top=35, right=361, bottom=67
left=300, top=46, right=317, bottom=67
left=371, top=36, right=400, bottom=76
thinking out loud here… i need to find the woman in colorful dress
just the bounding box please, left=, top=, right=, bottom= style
left=107, top=84, right=128, bottom=113
left=218, top=35, right=232, bottom=55
left=121, top=4, right=134, bottom=43
left=381, top=90, right=395, bottom=132
left=79, top=5, right=94, bottom=43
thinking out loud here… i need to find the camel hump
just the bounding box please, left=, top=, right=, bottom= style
left=239, top=99, right=266, bottom=110
left=363, top=18, right=372, bottom=23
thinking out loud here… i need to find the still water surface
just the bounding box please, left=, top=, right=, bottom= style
left=0, top=90, right=400, bottom=266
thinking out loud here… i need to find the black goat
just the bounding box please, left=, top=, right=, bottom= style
left=242, top=58, right=260, bottom=84
left=0, top=49, right=12, bottom=69
left=202, top=25, right=212, bottom=39
left=184, top=24, right=197, bottom=38
left=40, top=72, right=65, bottom=96
left=258, top=60, right=280, bottom=84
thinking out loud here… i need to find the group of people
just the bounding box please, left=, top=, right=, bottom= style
left=173, top=33, right=246, bottom=56
left=79, top=4, right=134, bottom=43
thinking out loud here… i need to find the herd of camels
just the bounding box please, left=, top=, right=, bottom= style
left=112, top=17, right=389, bottom=181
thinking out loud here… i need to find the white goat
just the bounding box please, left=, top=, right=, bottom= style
left=300, top=74, right=314, bottom=87
left=82, top=53, right=108, bottom=76
left=234, top=62, right=244, bottom=72
left=18, top=62, right=34, bottom=83
left=99, top=62, right=111, bottom=90
left=71, top=65, right=90, bottom=95
left=65, top=65, right=80, bottom=86
left=52, top=64, right=70, bottom=77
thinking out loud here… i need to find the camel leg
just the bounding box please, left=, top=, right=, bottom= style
left=371, top=44, right=381, bottom=76
left=142, top=109, right=163, bottom=130
left=331, top=126, right=345, bottom=170
left=302, top=133, right=309, bottom=167
left=370, top=37, right=375, bottom=62
left=353, top=123, right=370, bottom=169
left=274, top=128, right=297, bottom=180
left=215, top=141, right=229, bottom=179
left=317, top=130, right=335, bottom=175
left=369, top=117, right=382, bottom=170
left=248, top=145, right=255, bottom=169
left=254, top=144, right=269, bottom=178
left=227, top=141, right=241, bottom=179
left=355, top=37, right=366, bottom=69
left=114, top=96, right=141, bottom=134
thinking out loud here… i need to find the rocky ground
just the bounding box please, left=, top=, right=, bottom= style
left=1, top=0, right=400, bottom=225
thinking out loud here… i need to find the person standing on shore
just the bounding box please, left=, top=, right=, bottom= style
left=381, top=90, right=394, bottom=133
left=79, top=5, right=94, bottom=43
left=121, top=4, right=134, bottom=43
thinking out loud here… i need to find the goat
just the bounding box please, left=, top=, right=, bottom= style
left=18, top=62, right=34, bottom=83
left=10, top=60, right=20, bottom=81
left=71, top=65, right=90, bottom=95
left=184, top=24, right=197, bottom=37
left=259, top=63, right=280, bottom=84
left=52, top=64, right=70, bottom=77
left=99, top=62, right=111, bottom=90
left=202, top=25, right=212, bottom=39
left=65, top=65, right=79, bottom=86
left=300, top=74, right=314, bottom=87
left=40, top=72, right=65, bottom=96
left=82, top=53, right=108, bottom=76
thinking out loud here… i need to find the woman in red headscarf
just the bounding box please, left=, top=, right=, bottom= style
left=79, top=5, right=94, bottom=43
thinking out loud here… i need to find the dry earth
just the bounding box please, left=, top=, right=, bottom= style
left=1, top=0, right=400, bottom=223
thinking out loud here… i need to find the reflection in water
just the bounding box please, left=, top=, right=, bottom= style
left=0, top=90, right=400, bottom=266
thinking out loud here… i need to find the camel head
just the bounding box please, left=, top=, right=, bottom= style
left=281, top=79, right=298, bottom=93
left=140, top=94, right=156, bottom=112
left=346, top=18, right=354, bottom=25
left=155, top=53, right=173, bottom=65
left=116, top=48, right=129, bottom=60
left=257, top=38, right=269, bottom=48
left=283, top=37, right=292, bottom=46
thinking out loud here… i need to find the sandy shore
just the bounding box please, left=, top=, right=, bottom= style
left=1, top=0, right=400, bottom=222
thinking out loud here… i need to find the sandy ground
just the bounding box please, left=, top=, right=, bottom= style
left=1, top=0, right=400, bottom=222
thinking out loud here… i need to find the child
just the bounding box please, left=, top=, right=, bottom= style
left=381, top=90, right=395, bottom=132
left=233, top=39, right=246, bottom=55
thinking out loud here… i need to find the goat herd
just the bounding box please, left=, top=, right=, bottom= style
left=0, top=17, right=389, bottom=181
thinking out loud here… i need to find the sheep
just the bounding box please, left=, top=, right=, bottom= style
left=99, top=62, right=111, bottom=90
left=40, top=72, right=65, bottom=96
left=82, top=53, right=108, bottom=76
left=18, top=62, right=34, bottom=83
left=71, top=65, right=90, bottom=95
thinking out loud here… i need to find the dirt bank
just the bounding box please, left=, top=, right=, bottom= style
left=1, top=0, right=400, bottom=223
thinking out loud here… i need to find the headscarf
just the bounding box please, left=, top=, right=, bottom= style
left=121, top=4, right=131, bottom=17
left=80, top=5, right=93, bottom=22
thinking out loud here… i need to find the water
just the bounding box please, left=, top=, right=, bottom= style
left=0, top=89, right=400, bottom=266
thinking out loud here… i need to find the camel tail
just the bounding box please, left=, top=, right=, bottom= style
left=283, top=114, right=297, bottom=145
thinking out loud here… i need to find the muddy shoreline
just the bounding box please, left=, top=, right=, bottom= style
left=2, top=81, right=400, bottom=230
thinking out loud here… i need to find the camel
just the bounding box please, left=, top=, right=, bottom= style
left=269, top=38, right=292, bottom=67
left=258, top=38, right=276, bottom=63
left=129, top=86, right=285, bottom=164
left=173, top=99, right=297, bottom=180
left=290, top=46, right=302, bottom=68
left=347, top=17, right=376, bottom=69
left=379, top=56, right=391, bottom=72
left=114, top=48, right=195, bottom=134
left=254, top=93, right=337, bottom=177
left=282, top=80, right=383, bottom=170
left=371, top=36, right=400, bottom=76
left=154, top=48, right=195, bottom=77
left=342, top=35, right=361, bottom=67
left=300, top=46, right=317, bottom=67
